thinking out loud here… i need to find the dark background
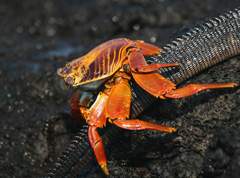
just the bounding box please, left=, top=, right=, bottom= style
left=0, top=0, right=239, bottom=177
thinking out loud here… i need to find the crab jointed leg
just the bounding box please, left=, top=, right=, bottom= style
left=129, top=49, right=238, bottom=98
left=106, top=73, right=176, bottom=133
left=135, top=40, right=161, bottom=56
left=81, top=92, right=109, bottom=175
left=132, top=70, right=237, bottom=99
left=70, top=92, right=83, bottom=119
left=88, top=126, right=109, bottom=175
left=129, top=48, right=179, bottom=73
left=164, top=83, right=238, bottom=99
left=113, top=119, right=176, bottom=133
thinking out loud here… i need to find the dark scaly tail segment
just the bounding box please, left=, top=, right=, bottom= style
left=131, top=7, right=240, bottom=117
left=44, top=7, right=240, bottom=177
left=44, top=124, right=121, bottom=178
left=45, top=125, right=89, bottom=178
left=157, top=8, right=240, bottom=84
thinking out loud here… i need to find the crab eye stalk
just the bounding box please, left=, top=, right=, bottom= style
left=63, top=65, right=72, bottom=74
left=57, top=64, right=72, bottom=77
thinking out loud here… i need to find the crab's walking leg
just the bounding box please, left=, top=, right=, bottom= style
left=164, top=82, right=238, bottom=99
left=132, top=71, right=176, bottom=98
left=85, top=92, right=110, bottom=175
left=70, top=92, right=83, bottom=119
left=106, top=74, right=176, bottom=133
left=135, top=40, right=161, bottom=56
left=113, top=119, right=176, bottom=133
left=135, top=63, right=179, bottom=73
left=129, top=50, right=238, bottom=98
left=88, top=126, right=109, bottom=175
left=129, top=49, right=178, bottom=73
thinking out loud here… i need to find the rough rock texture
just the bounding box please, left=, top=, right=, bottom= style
left=0, top=0, right=239, bottom=178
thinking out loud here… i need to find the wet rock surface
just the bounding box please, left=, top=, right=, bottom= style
left=0, top=0, right=239, bottom=177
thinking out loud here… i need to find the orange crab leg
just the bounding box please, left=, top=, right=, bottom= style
left=70, top=92, right=82, bottom=119
left=135, top=40, right=161, bottom=56
left=105, top=73, right=176, bottom=133
left=132, top=72, right=176, bottom=98
left=132, top=71, right=238, bottom=99
left=113, top=119, right=176, bottom=133
left=83, top=92, right=110, bottom=175
left=106, top=75, right=131, bottom=120
left=88, top=126, right=109, bottom=175
left=134, top=63, right=179, bottom=73
left=128, top=49, right=178, bottom=73
left=165, top=82, right=238, bottom=99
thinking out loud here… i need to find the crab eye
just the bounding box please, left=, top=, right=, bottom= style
left=62, top=65, right=72, bottom=74
left=66, top=76, right=74, bottom=85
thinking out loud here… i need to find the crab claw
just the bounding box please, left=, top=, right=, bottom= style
left=106, top=76, right=131, bottom=120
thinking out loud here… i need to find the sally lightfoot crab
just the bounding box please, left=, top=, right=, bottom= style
left=57, top=38, right=237, bottom=175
